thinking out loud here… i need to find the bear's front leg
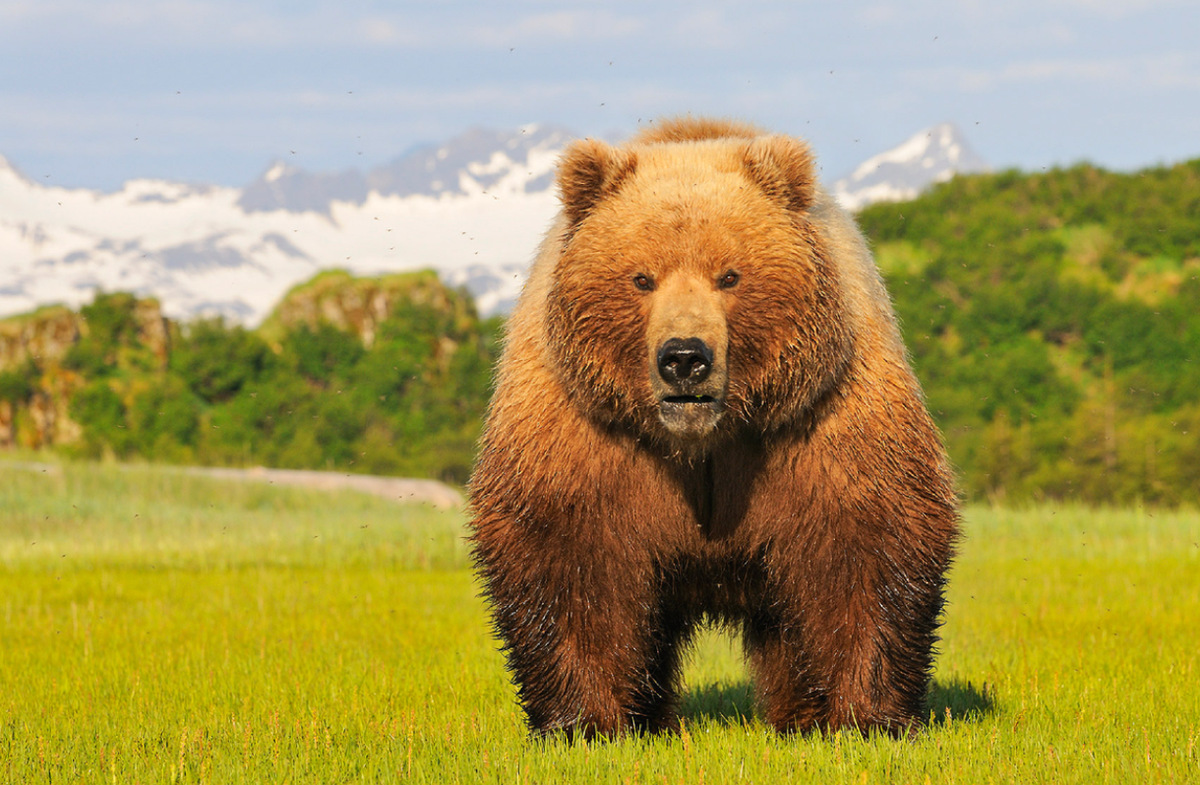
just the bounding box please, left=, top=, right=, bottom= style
left=473, top=524, right=680, bottom=739
left=748, top=523, right=950, bottom=737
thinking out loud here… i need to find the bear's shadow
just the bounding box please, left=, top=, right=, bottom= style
left=680, top=680, right=757, bottom=727
left=680, top=677, right=995, bottom=728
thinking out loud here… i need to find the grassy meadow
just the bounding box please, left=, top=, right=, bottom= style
left=2, top=458, right=1198, bottom=783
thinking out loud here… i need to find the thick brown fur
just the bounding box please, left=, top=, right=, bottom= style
left=468, top=117, right=959, bottom=740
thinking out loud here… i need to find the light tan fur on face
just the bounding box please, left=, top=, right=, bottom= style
left=645, top=271, right=729, bottom=397
left=645, top=270, right=729, bottom=437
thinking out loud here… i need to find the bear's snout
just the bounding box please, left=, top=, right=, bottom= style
left=656, top=337, right=714, bottom=386
left=652, top=334, right=726, bottom=440
left=645, top=274, right=729, bottom=441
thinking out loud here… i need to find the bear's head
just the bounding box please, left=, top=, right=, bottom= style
left=545, top=122, right=854, bottom=451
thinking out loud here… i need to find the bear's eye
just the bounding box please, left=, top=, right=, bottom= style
left=633, top=274, right=655, bottom=292
left=719, top=270, right=740, bottom=289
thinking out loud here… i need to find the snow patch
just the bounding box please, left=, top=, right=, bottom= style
left=264, top=162, right=289, bottom=183
left=833, top=122, right=988, bottom=211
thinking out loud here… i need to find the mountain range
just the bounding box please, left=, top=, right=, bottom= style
left=0, top=123, right=985, bottom=325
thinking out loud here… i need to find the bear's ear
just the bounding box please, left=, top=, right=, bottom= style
left=556, top=139, right=638, bottom=229
left=743, top=135, right=817, bottom=213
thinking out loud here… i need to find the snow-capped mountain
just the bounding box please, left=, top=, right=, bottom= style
left=832, top=123, right=988, bottom=210
left=0, top=122, right=983, bottom=325
left=237, top=126, right=567, bottom=216
left=0, top=126, right=568, bottom=324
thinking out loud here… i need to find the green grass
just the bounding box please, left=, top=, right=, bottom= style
left=2, top=458, right=1198, bottom=783
left=0, top=461, right=467, bottom=570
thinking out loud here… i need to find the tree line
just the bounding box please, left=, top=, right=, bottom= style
left=0, top=272, right=499, bottom=485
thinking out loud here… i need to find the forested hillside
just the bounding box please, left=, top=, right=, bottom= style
left=0, top=271, right=499, bottom=483
left=860, top=159, right=1200, bottom=505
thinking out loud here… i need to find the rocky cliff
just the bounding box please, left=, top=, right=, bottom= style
left=0, top=298, right=170, bottom=449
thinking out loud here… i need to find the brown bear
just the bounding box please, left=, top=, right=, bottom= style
left=468, top=117, right=958, bottom=739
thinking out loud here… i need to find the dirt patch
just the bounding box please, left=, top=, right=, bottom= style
left=183, top=466, right=464, bottom=509
left=5, top=461, right=464, bottom=509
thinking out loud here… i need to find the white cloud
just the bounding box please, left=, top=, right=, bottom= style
left=1001, top=59, right=1130, bottom=84
left=0, top=2, right=652, bottom=50
left=356, top=18, right=419, bottom=46
left=671, top=9, right=740, bottom=48
left=0, top=0, right=224, bottom=32
left=1054, top=0, right=1189, bottom=17
left=856, top=4, right=898, bottom=25
left=0, top=0, right=431, bottom=48
left=459, top=10, right=646, bottom=46
left=912, top=52, right=1200, bottom=93
left=1140, top=53, right=1200, bottom=88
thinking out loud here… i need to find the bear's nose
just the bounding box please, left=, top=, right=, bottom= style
left=657, top=337, right=714, bottom=386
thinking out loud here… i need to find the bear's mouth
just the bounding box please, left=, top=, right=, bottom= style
left=662, top=394, right=718, bottom=405
left=658, top=395, right=724, bottom=438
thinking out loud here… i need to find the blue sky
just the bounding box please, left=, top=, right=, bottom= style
left=2, top=0, right=1198, bottom=191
